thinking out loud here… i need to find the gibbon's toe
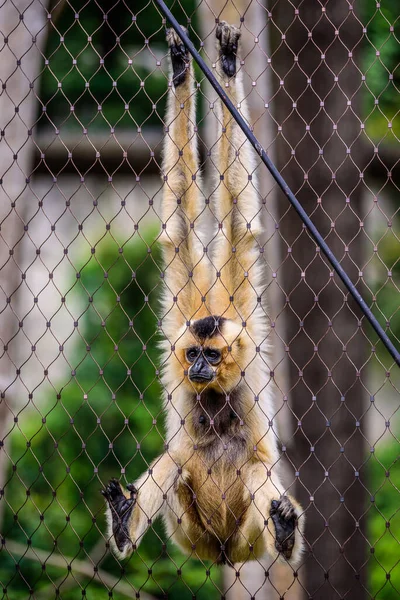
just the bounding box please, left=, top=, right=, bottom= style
left=102, top=479, right=136, bottom=554
left=216, top=21, right=241, bottom=78
left=166, top=26, right=190, bottom=87
left=270, top=496, right=297, bottom=560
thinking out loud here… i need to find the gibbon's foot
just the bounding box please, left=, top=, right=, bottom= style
left=102, top=479, right=137, bottom=553
left=166, top=26, right=190, bottom=88
left=216, top=21, right=241, bottom=78
left=270, top=496, right=297, bottom=560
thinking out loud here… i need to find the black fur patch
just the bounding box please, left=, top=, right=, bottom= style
left=191, top=315, right=225, bottom=340
left=191, top=386, right=248, bottom=460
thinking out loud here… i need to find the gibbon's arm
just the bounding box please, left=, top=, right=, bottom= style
left=211, top=23, right=264, bottom=329
left=160, top=29, right=211, bottom=342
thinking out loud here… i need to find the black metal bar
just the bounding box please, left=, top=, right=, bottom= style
left=154, top=0, right=400, bottom=368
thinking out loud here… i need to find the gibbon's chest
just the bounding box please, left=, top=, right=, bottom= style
left=184, top=389, right=252, bottom=539
left=190, top=387, right=247, bottom=440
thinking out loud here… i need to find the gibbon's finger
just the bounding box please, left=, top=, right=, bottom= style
left=270, top=497, right=297, bottom=560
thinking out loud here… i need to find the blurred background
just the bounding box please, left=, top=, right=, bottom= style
left=0, top=0, right=399, bottom=598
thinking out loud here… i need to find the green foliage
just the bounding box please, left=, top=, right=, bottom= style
left=39, top=0, right=197, bottom=131
left=368, top=437, right=400, bottom=599
left=371, top=226, right=400, bottom=351
left=361, top=1, right=400, bottom=351
left=363, top=1, right=400, bottom=140
left=39, top=0, right=400, bottom=141
left=363, top=3, right=400, bottom=587
left=1, top=231, right=220, bottom=599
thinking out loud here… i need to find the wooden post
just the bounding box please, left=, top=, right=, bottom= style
left=0, top=0, right=49, bottom=528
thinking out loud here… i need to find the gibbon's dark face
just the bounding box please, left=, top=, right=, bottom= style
left=186, top=346, right=222, bottom=383
left=176, top=315, right=243, bottom=391
left=185, top=316, right=225, bottom=384
left=184, top=315, right=234, bottom=388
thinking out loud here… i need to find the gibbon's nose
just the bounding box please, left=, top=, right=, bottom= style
left=189, top=355, right=214, bottom=382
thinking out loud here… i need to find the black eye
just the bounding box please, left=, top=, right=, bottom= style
left=186, top=347, right=199, bottom=363
left=204, top=349, right=221, bottom=363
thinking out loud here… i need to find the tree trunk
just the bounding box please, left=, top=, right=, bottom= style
left=0, top=0, right=49, bottom=528
left=270, top=0, right=368, bottom=598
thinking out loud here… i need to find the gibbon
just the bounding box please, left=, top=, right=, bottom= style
left=102, top=22, right=304, bottom=567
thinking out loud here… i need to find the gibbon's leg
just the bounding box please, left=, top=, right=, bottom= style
left=160, top=27, right=211, bottom=340
left=211, top=22, right=264, bottom=324
left=102, top=453, right=183, bottom=559
left=102, top=454, right=175, bottom=559
left=162, top=470, right=222, bottom=562
left=102, top=453, right=218, bottom=560
left=230, top=463, right=304, bottom=565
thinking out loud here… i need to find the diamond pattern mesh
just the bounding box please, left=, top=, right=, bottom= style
left=0, top=1, right=399, bottom=599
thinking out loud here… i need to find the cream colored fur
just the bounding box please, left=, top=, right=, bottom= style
left=106, top=24, right=304, bottom=568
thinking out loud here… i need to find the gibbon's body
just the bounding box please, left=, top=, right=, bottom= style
left=103, top=22, right=304, bottom=566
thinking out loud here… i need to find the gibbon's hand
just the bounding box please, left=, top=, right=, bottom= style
left=166, top=26, right=190, bottom=88
left=270, top=496, right=298, bottom=560
left=102, top=479, right=137, bottom=553
left=216, top=21, right=241, bottom=78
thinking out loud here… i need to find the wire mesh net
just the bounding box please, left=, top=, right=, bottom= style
left=0, top=0, right=399, bottom=599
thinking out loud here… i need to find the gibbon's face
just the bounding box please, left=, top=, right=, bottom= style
left=176, top=315, right=243, bottom=392
left=185, top=345, right=222, bottom=384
